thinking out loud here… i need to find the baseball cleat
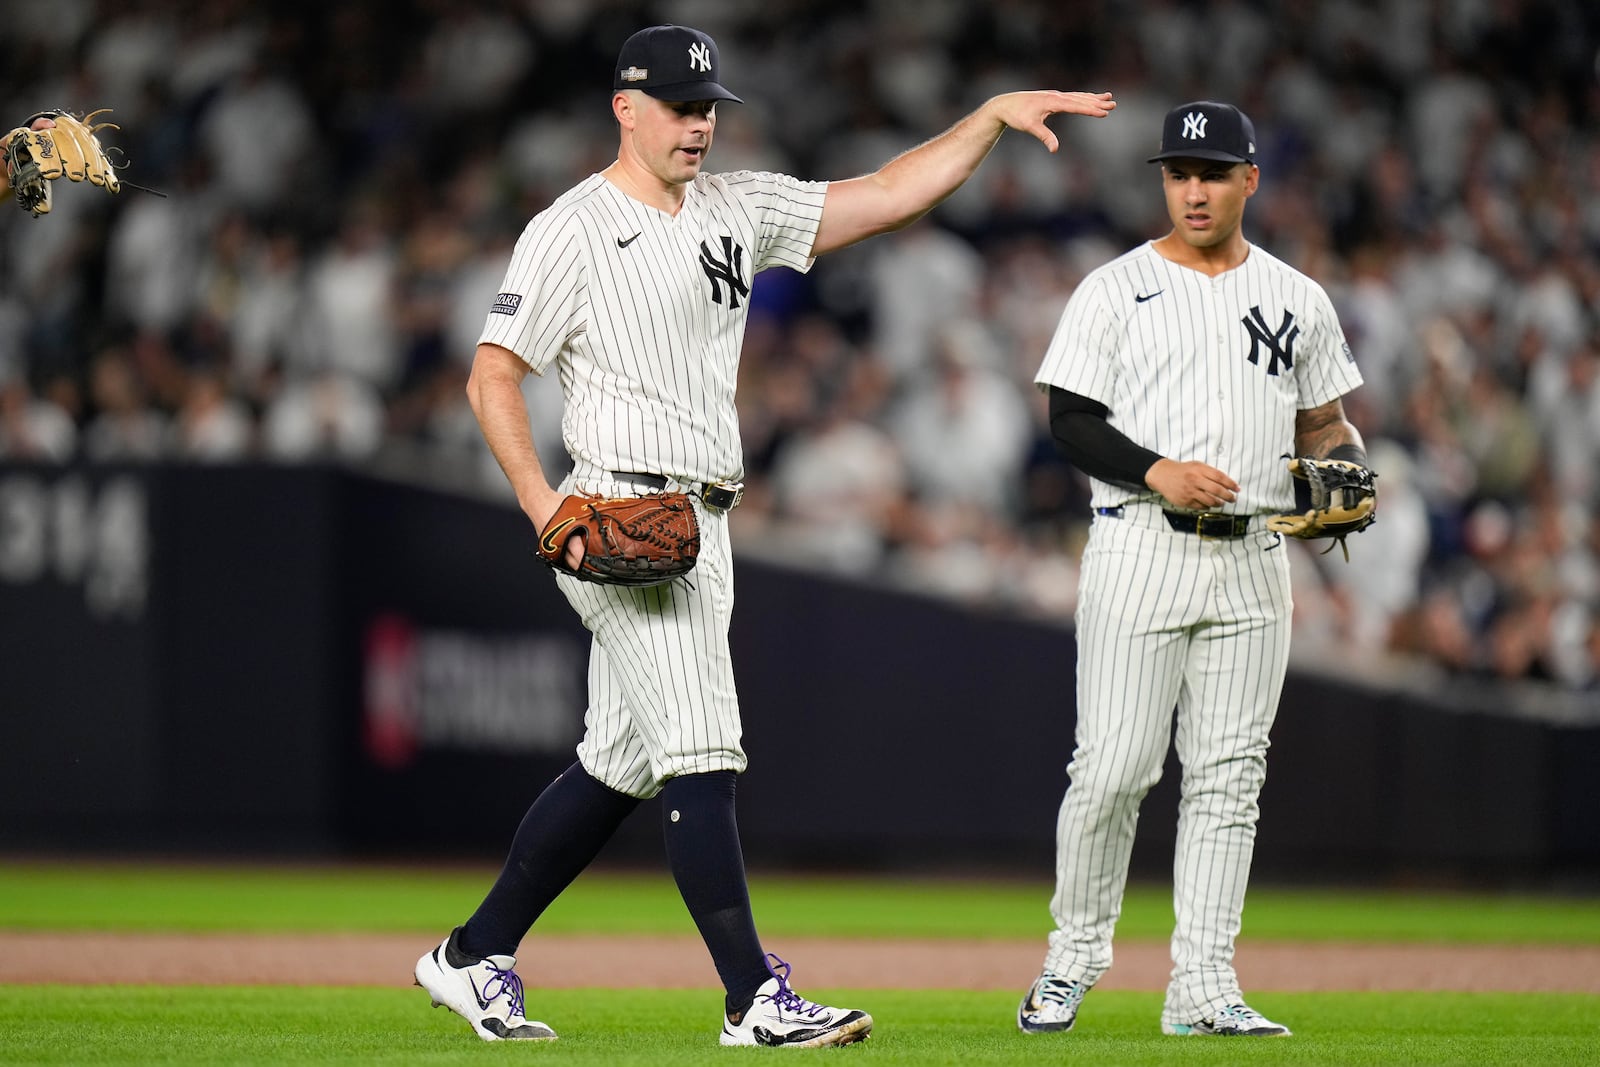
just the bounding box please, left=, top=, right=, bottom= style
left=1163, top=1002, right=1291, bottom=1037
left=413, top=927, right=557, bottom=1042
left=1017, top=972, right=1089, bottom=1033
left=719, top=953, right=872, bottom=1047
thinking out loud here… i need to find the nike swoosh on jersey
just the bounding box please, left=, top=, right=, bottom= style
left=1134, top=290, right=1164, bottom=303
left=617, top=232, right=642, bottom=248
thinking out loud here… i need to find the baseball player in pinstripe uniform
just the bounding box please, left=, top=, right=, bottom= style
left=412, top=24, right=1114, bottom=1047
left=1016, top=101, right=1370, bottom=1039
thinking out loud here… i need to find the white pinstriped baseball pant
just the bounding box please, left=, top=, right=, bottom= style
left=1043, top=502, right=1292, bottom=1026
left=555, top=469, right=746, bottom=799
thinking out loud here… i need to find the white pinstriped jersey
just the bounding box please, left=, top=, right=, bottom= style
left=1035, top=241, right=1363, bottom=513
left=480, top=171, right=827, bottom=484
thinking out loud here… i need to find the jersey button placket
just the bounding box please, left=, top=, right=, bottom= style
left=1207, top=284, right=1227, bottom=470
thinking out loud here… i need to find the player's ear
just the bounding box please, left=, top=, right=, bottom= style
left=612, top=90, right=636, bottom=129
left=1243, top=163, right=1260, bottom=196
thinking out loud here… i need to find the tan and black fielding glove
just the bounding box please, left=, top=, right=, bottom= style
left=1266, top=457, right=1378, bottom=561
left=4, top=109, right=122, bottom=217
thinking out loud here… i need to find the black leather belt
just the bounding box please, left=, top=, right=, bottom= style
left=1095, top=505, right=1252, bottom=539
left=1162, top=510, right=1251, bottom=538
left=609, top=470, right=744, bottom=511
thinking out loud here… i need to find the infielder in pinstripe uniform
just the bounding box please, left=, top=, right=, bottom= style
left=1016, top=101, right=1369, bottom=1039
left=412, top=24, right=1114, bottom=1047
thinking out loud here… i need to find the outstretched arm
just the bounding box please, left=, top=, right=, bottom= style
left=810, top=90, right=1115, bottom=257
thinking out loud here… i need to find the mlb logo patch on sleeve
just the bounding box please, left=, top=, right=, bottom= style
left=491, top=292, right=523, bottom=315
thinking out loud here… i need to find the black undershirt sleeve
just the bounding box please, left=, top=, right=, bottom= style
left=1047, top=386, right=1164, bottom=492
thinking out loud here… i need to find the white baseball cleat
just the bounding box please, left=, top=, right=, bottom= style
left=719, top=954, right=872, bottom=1047
left=1017, top=973, right=1089, bottom=1033
left=414, top=927, right=557, bottom=1041
left=1163, top=1002, right=1291, bottom=1036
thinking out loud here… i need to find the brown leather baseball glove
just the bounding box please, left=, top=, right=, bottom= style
left=4, top=109, right=122, bottom=217
left=536, top=491, right=700, bottom=587
left=1266, top=457, right=1377, bottom=561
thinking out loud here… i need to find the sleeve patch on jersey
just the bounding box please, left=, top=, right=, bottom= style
left=1342, top=341, right=1356, bottom=364
left=491, top=292, right=523, bottom=316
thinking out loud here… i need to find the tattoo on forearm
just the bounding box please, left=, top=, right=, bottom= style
left=1301, top=423, right=1352, bottom=457
left=1295, top=403, right=1364, bottom=459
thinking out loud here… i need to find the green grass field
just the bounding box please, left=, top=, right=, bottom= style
left=3, top=861, right=1598, bottom=1066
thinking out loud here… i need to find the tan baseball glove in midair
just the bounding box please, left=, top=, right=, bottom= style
left=4, top=109, right=122, bottom=217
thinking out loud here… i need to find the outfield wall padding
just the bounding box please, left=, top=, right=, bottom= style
left=1, top=463, right=1593, bottom=884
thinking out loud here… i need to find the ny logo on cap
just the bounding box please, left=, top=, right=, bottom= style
left=688, top=42, right=711, bottom=72
left=1182, top=112, right=1208, bottom=140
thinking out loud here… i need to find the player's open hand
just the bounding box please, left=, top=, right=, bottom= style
left=994, top=90, right=1116, bottom=153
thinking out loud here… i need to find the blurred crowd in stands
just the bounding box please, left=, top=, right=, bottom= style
left=1, top=0, right=1597, bottom=691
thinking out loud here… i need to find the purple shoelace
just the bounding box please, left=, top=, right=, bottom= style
left=480, top=960, right=527, bottom=1017
left=763, top=953, right=826, bottom=1018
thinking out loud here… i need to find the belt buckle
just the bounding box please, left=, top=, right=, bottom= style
left=1194, top=512, right=1230, bottom=540
left=701, top=480, right=744, bottom=511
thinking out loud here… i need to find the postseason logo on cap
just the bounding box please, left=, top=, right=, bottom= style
left=619, top=65, right=648, bottom=83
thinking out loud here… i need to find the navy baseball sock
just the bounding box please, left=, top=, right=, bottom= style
left=457, top=762, right=640, bottom=960
left=659, top=770, right=772, bottom=1018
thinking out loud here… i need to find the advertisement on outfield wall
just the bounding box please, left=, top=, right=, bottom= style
left=362, top=613, right=585, bottom=769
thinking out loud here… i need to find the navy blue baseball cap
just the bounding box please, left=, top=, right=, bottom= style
left=1147, top=101, right=1256, bottom=164
left=614, top=25, right=743, bottom=103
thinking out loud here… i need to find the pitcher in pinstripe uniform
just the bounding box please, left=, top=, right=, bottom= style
left=411, top=23, right=1115, bottom=1047
left=1016, top=101, right=1370, bottom=1039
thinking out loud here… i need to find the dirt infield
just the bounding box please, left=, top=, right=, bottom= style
left=4, top=932, right=1598, bottom=992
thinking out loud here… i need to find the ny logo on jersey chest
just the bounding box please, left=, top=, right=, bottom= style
left=699, top=236, right=750, bottom=309
left=1241, top=305, right=1298, bottom=376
